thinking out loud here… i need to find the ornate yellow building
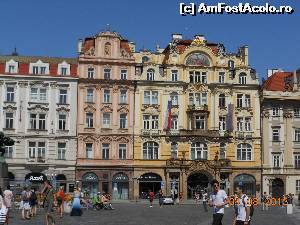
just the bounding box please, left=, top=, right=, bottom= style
left=133, top=34, right=261, bottom=199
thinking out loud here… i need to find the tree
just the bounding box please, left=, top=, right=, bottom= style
left=0, top=132, right=14, bottom=157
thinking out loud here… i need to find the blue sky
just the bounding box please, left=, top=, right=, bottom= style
left=0, top=0, right=299, bottom=80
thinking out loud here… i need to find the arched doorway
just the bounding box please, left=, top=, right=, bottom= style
left=139, top=173, right=162, bottom=198
left=81, top=173, right=99, bottom=196
left=112, top=173, right=129, bottom=200
left=272, top=178, right=284, bottom=198
left=234, top=174, right=256, bottom=197
left=187, top=173, right=210, bottom=199
left=56, top=174, right=67, bottom=191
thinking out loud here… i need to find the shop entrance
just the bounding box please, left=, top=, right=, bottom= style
left=187, top=173, right=210, bottom=199
left=112, top=173, right=129, bottom=200
left=139, top=173, right=162, bottom=198
left=81, top=172, right=99, bottom=197
left=272, top=178, right=284, bottom=198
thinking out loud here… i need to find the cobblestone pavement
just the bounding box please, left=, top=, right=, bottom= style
left=6, top=203, right=300, bottom=225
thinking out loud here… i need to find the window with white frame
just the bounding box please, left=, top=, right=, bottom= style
left=30, top=61, right=49, bottom=75
left=102, top=143, right=110, bottom=159
left=104, top=68, right=111, bottom=79
left=188, top=93, right=207, bottom=106
left=296, top=180, right=300, bottom=194
left=294, top=108, right=300, bottom=118
left=219, top=143, right=226, bottom=159
left=86, top=88, right=94, bottom=102
left=191, top=142, right=208, bottom=160
left=39, top=114, right=46, bottom=130
left=33, top=66, right=39, bottom=74
left=171, top=116, right=178, bottom=130
left=189, top=71, right=207, bottom=84
left=245, top=95, right=251, bottom=107
left=237, top=143, right=252, bottom=160
left=57, top=143, right=66, bottom=160
left=120, top=90, right=127, bottom=104
left=119, top=144, right=126, bottom=159
left=295, top=129, right=300, bottom=142
left=295, top=154, right=300, bottom=168
left=195, top=116, right=205, bottom=129
left=273, top=153, right=281, bottom=168
left=245, top=117, right=252, bottom=131
left=143, top=115, right=158, bottom=129
left=170, top=92, right=178, bottom=106
left=120, top=69, right=127, bottom=80
left=8, top=65, right=16, bottom=73
left=171, top=70, right=178, bottom=81
left=119, top=113, right=127, bottom=129
left=103, top=89, right=110, bottom=103
left=144, top=91, right=158, bottom=105
left=59, top=89, right=67, bottom=104
left=86, top=113, right=94, bottom=128
left=5, top=113, right=13, bottom=129
left=238, top=73, right=247, bottom=84
left=58, top=114, right=67, bottom=130
left=85, top=143, right=93, bottom=159
left=37, top=142, right=46, bottom=159
left=237, top=117, right=243, bottom=131
left=88, top=67, right=94, bottom=79
left=219, top=94, right=226, bottom=108
left=219, top=72, right=225, bottom=83
left=103, top=113, right=110, bottom=128
left=237, top=94, right=251, bottom=108
left=272, top=107, right=280, bottom=116
left=5, top=60, right=18, bottom=73
left=146, top=69, right=155, bottom=81
left=143, top=142, right=159, bottom=159
left=28, top=142, right=36, bottom=159
left=60, top=67, right=67, bottom=76
left=4, top=146, right=13, bottom=158
left=40, top=66, right=46, bottom=74
left=171, top=142, right=178, bottom=159
left=219, top=116, right=226, bottom=131
left=30, top=87, right=47, bottom=102
left=6, top=86, right=15, bottom=102
left=272, top=128, right=280, bottom=141
left=29, top=113, right=46, bottom=130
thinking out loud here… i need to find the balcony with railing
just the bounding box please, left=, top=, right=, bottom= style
left=235, top=131, right=254, bottom=139
left=187, top=104, right=208, bottom=112
left=141, top=129, right=161, bottom=136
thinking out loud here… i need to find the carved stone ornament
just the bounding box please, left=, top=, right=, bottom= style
left=261, top=111, right=270, bottom=118
left=187, top=84, right=209, bottom=92
left=116, top=136, right=130, bottom=143
left=117, top=105, right=129, bottom=113
left=84, top=104, right=96, bottom=113
left=83, top=135, right=96, bottom=143
left=86, top=47, right=95, bottom=56
left=283, top=111, right=293, bottom=118
left=101, top=104, right=113, bottom=112
left=18, top=81, right=29, bottom=88
left=56, top=106, right=70, bottom=112
left=28, top=104, right=49, bottom=112
left=3, top=105, right=17, bottom=112
left=100, top=136, right=113, bottom=142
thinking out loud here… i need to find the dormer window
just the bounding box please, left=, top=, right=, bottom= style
left=5, top=59, right=18, bottom=73
left=33, top=66, right=39, bottom=74
left=30, top=60, right=49, bottom=75
left=58, top=61, right=70, bottom=76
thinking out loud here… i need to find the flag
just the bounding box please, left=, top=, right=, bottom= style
left=164, top=100, right=172, bottom=130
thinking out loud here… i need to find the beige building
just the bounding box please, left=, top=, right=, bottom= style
left=261, top=69, right=300, bottom=197
left=133, top=34, right=261, bottom=199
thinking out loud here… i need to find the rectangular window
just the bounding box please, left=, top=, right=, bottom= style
left=219, top=116, right=226, bottom=131
left=143, top=115, right=150, bottom=129
left=61, top=67, right=67, bottom=76
left=40, top=67, right=46, bottom=74
left=5, top=113, right=13, bottom=129
left=88, top=68, right=94, bottom=79
left=58, top=143, right=66, bottom=160
left=103, top=113, right=110, bottom=128
left=86, top=113, right=94, bottom=128
left=58, top=114, right=66, bottom=130
left=273, top=154, right=281, bottom=168
left=28, top=142, right=36, bottom=158
left=119, top=144, right=126, bottom=159
left=272, top=128, right=280, bottom=141
left=39, top=88, right=47, bottom=102
left=171, top=70, right=178, bottom=81
left=86, top=88, right=94, bottom=102
left=152, top=115, right=159, bottom=129
left=237, top=117, right=243, bottom=131
left=296, top=180, right=300, bottom=194
left=104, top=89, right=110, bottom=103
left=4, top=146, right=13, bottom=158
left=38, top=114, right=46, bottom=130
left=102, top=143, right=110, bottom=159
left=59, top=89, right=67, bottom=104
left=294, top=108, right=300, bottom=118
left=104, top=68, right=111, bottom=79
left=30, top=88, right=38, bottom=101
left=30, top=114, right=37, bottom=129
left=272, top=107, right=280, bottom=116
left=8, top=65, right=16, bottom=73
left=171, top=116, right=178, bottom=130
left=143, top=115, right=159, bottom=130
left=33, top=66, right=39, bottom=74
left=120, top=69, right=127, bottom=80
left=195, top=116, right=205, bottom=129
left=295, top=154, right=300, bottom=168
left=120, top=90, right=127, bottom=104
left=86, top=143, right=93, bottom=159
left=201, top=72, right=207, bottom=84
left=237, top=94, right=243, bottom=108
left=6, top=87, right=14, bottom=102
left=120, top=114, right=127, bottom=129
left=245, top=117, right=252, bottom=131
left=171, top=143, right=178, bottom=159
left=245, top=95, right=251, bottom=107
left=37, top=142, right=46, bottom=159
left=189, top=93, right=207, bottom=106
left=219, top=72, right=225, bottom=83
left=295, top=129, right=300, bottom=142
left=144, top=91, right=158, bottom=105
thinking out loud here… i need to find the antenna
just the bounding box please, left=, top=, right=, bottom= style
left=12, top=46, right=18, bottom=56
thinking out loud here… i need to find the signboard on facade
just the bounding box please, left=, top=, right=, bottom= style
left=25, top=173, right=47, bottom=183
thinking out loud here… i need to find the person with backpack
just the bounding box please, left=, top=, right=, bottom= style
left=29, top=187, right=38, bottom=217
left=232, top=185, right=251, bottom=225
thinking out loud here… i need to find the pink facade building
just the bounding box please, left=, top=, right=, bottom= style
left=76, top=31, right=135, bottom=199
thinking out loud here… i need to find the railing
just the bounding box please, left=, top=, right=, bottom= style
left=187, top=104, right=208, bottom=111
left=179, top=129, right=220, bottom=137
left=166, top=130, right=180, bottom=136
left=235, top=131, right=253, bottom=139
left=27, top=157, right=46, bottom=163
left=141, top=129, right=161, bottom=136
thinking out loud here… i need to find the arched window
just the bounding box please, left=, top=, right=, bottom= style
left=239, top=73, right=247, bottom=84
left=237, top=143, right=252, bottom=161
left=170, top=92, right=178, bottom=106
left=147, top=69, right=155, bottom=81
left=219, top=143, right=226, bottom=159
left=191, top=142, right=208, bottom=160
left=104, top=42, right=111, bottom=56
left=219, top=94, right=226, bottom=108
left=143, top=142, right=159, bottom=159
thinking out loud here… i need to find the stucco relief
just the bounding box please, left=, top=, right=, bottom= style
left=100, top=136, right=113, bottom=142
left=101, top=104, right=113, bottom=112
left=18, top=81, right=28, bottom=87
left=84, top=104, right=96, bottom=113
left=3, top=105, right=17, bottom=112
left=187, top=84, right=209, bottom=92
left=261, top=110, right=270, bottom=118
left=86, top=47, right=95, bottom=56
left=283, top=111, right=293, bottom=118
left=141, top=104, right=160, bottom=112
left=27, top=104, right=49, bottom=112
left=56, top=106, right=70, bottom=112
left=117, top=105, right=129, bottom=113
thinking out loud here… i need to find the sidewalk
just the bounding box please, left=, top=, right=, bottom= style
left=111, top=199, right=201, bottom=205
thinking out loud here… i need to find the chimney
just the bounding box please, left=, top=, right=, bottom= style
left=172, top=34, right=183, bottom=40
left=267, top=68, right=283, bottom=77
left=240, top=45, right=248, bottom=66
left=77, top=39, right=83, bottom=54
left=128, top=41, right=136, bottom=52
left=194, top=34, right=206, bottom=42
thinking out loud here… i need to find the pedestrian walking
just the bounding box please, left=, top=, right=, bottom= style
left=3, top=185, right=13, bottom=223
left=70, top=188, right=82, bottom=216
left=56, top=186, right=65, bottom=218
left=232, top=185, right=251, bottom=225
left=21, top=187, right=31, bottom=220
left=29, top=187, right=38, bottom=217
left=261, top=192, right=268, bottom=211
left=208, top=179, right=228, bottom=225
left=148, top=190, right=154, bottom=208
left=202, top=190, right=208, bottom=212
left=158, top=190, right=164, bottom=208
left=42, top=180, right=56, bottom=225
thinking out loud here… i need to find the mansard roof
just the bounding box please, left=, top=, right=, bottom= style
left=263, top=72, right=294, bottom=92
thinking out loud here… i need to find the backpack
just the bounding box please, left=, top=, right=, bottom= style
left=242, top=195, right=254, bottom=217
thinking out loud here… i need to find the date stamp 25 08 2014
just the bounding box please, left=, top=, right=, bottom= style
left=228, top=197, right=289, bottom=206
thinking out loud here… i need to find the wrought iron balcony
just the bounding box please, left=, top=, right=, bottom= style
left=187, top=104, right=208, bottom=112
